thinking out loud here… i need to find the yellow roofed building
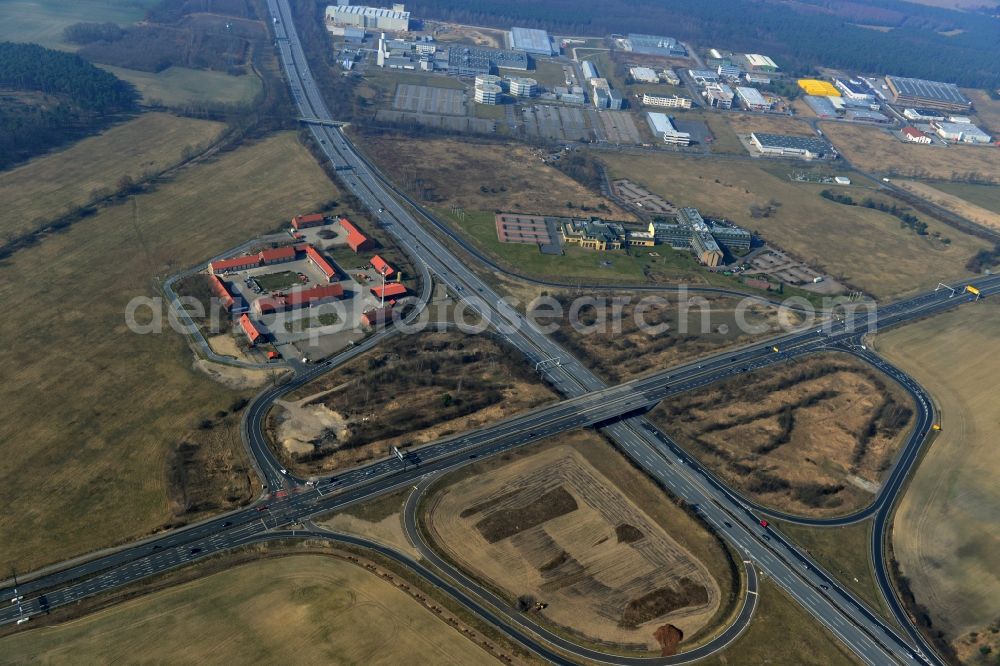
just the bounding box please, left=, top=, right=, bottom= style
left=798, top=79, right=841, bottom=96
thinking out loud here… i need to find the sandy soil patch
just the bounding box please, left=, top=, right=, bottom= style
left=426, top=445, right=722, bottom=651
left=193, top=359, right=282, bottom=390
left=320, top=511, right=419, bottom=559
left=269, top=332, right=556, bottom=475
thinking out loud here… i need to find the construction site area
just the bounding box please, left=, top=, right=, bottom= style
left=265, top=331, right=556, bottom=475
left=420, top=438, right=733, bottom=654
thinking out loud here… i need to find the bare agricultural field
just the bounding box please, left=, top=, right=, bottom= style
left=0, top=112, right=225, bottom=238
left=966, top=89, right=1000, bottom=135
left=0, top=555, right=497, bottom=665
left=424, top=433, right=739, bottom=654
left=724, top=112, right=816, bottom=138
left=356, top=133, right=633, bottom=219
left=652, top=353, right=915, bottom=517
left=0, top=132, right=337, bottom=573
left=547, top=292, right=797, bottom=383
left=819, top=121, right=1000, bottom=182
left=268, top=332, right=556, bottom=475
left=895, top=180, right=1000, bottom=233
left=874, top=300, right=1000, bottom=647
left=598, top=151, right=989, bottom=299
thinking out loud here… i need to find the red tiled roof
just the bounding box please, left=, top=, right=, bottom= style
left=209, top=254, right=260, bottom=273
left=370, top=254, right=395, bottom=277
left=208, top=274, right=235, bottom=309
left=901, top=126, right=924, bottom=138
left=306, top=245, right=337, bottom=280
left=284, top=283, right=343, bottom=307
left=371, top=282, right=407, bottom=299
left=340, top=216, right=370, bottom=252
left=239, top=314, right=263, bottom=344
left=254, top=284, right=343, bottom=313
left=361, top=306, right=394, bottom=327
left=291, top=213, right=325, bottom=229
left=259, top=246, right=296, bottom=264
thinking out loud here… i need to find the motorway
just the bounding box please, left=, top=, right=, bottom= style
left=3, top=3, right=998, bottom=664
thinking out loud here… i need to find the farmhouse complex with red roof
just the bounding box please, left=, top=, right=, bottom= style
left=339, top=216, right=371, bottom=252
left=291, top=213, right=325, bottom=230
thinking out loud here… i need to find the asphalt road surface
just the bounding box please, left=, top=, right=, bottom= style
left=3, top=4, right=998, bottom=665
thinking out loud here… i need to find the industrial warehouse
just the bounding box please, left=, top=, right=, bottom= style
left=885, top=76, right=971, bottom=112
left=750, top=133, right=833, bottom=159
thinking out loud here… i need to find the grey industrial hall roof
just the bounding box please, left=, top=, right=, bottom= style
left=887, top=76, right=969, bottom=105
left=752, top=133, right=830, bottom=153
left=509, top=27, right=552, bottom=54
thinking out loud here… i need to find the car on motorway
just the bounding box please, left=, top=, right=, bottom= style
left=759, top=519, right=769, bottom=528
left=256, top=505, right=269, bottom=512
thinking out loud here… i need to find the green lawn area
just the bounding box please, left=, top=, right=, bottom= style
left=100, top=65, right=263, bottom=107
left=285, top=311, right=340, bottom=332
left=925, top=182, right=1000, bottom=214
left=434, top=207, right=802, bottom=300
left=700, top=580, right=859, bottom=665
left=0, top=0, right=156, bottom=49
left=517, top=59, right=568, bottom=88
left=770, top=518, right=897, bottom=625
left=254, top=271, right=304, bottom=292
left=472, top=102, right=508, bottom=121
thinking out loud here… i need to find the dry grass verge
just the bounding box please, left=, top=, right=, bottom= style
left=652, top=353, right=914, bottom=517
left=875, top=299, right=1000, bottom=649
left=268, top=331, right=556, bottom=475
left=0, top=132, right=337, bottom=573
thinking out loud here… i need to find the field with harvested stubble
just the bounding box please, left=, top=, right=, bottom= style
left=819, top=121, right=1000, bottom=183
left=0, top=132, right=337, bottom=574
left=653, top=353, right=915, bottom=517
left=269, top=331, right=557, bottom=475
left=874, top=300, right=1000, bottom=649
left=0, top=555, right=497, bottom=665
left=548, top=292, right=798, bottom=382
left=355, top=132, right=633, bottom=219
left=0, top=113, right=225, bottom=239
left=598, top=151, right=988, bottom=299
left=424, top=433, right=740, bottom=654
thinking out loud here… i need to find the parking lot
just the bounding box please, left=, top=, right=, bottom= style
left=393, top=84, right=467, bottom=116
left=595, top=110, right=642, bottom=145
left=522, top=105, right=591, bottom=141
left=376, top=109, right=496, bottom=134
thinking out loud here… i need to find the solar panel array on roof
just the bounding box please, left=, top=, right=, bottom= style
left=886, top=76, right=970, bottom=110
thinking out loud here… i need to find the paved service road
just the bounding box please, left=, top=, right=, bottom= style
left=3, top=3, right=998, bottom=665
